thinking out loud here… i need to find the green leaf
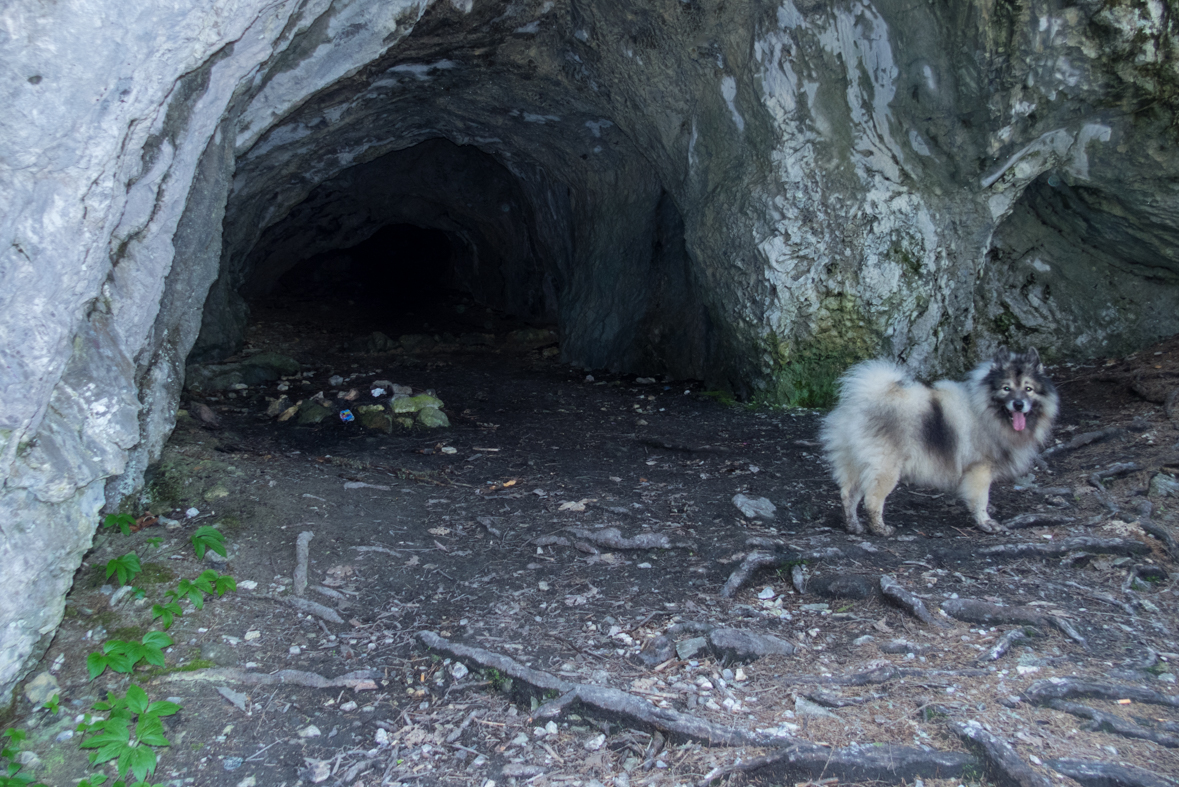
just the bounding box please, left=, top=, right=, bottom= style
left=135, top=715, right=169, bottom=748
left=42, top=694, right=60, bottom=714
left=150, top=602, right=181, bottom=629
left=141, top=631, right=173, bottom=649
left=87, top=652, right=110, bottom=681
left=214, top=574, right=237, bottom=596
left=190, top=527, right=225, bottom=560
left=102, top=514, right=135, bottom=536
left=145, top=537, right=163, bottom=549
left=143, top=700, right=180, bottom=718
left=105, top=553, right=142, bottom=586
left=117, top=743, right=158, bottom=784
left=124, top=685, right=149, bottom=716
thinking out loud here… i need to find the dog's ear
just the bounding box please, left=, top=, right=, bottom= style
left=1025, top=347, right=1044, bottom=372
left=992, top=346, right=1012, bottom=365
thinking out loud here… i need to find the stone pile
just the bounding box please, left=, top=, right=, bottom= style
left=267, top=377, right=449, bottom=432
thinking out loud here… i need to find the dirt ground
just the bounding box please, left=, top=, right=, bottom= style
left=8, top=295, right=1179, bottom=787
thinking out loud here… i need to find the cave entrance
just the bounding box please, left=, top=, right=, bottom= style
left=268, top=223, right=469, bottom=336
left=223, top=138, right=559, bottom=355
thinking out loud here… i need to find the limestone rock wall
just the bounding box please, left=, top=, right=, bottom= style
left=1, top=0, right=1177, bottom=702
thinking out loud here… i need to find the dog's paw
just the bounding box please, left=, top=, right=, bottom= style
left=976, top=518, right=1007, bottom=534
left=843, top=519, right=866, bottom=536
left=867, top=523, right=896, bottom=537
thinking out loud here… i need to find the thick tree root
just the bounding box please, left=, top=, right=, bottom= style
left=776, top=665, right=987, bottom=687
left=417, top=631, right=794, bottom=747
left=1041, top=427, right=1128, bottom=460
left=1022, top=677, right=1179, bottom=708
left=880, top=574, right=945, bottom=627
left=1137, top=501, right=1178, bottom=558
left=721, top=547, right=843, bottom=598
left=950, top=720, right=1051, bottom=787
left=164, top=667, right=378, bottom=689
left=978, top=627, right=1041, bottom=663
left=941, top=598, right=1087, bottom=648
left=1045, top=699, right=1179, bottom=747
left=698, top=743, right=977, bottom=787
left=1045, top=757, right=1179, bottom=787
left=977, top=537, right=1149, bottom=560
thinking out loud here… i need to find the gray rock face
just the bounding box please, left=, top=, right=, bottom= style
left=1, top=0, right=1177, bottom=703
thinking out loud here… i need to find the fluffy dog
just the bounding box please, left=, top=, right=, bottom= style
left=820, top=348, right=1058, bottom=535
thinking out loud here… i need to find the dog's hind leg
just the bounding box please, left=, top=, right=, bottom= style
left=841, top=483, right=865, bottom=535
left=960, top=463, right=1005, bottom=533
left=862, top=467, right=899, bottom=537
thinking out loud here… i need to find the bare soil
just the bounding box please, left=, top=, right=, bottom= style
left=10, top=297, right=1179, bottom=787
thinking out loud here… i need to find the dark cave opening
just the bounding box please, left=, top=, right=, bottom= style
left=273, top=223, right=458, bottom=310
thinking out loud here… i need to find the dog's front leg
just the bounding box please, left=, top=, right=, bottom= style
left=960, top=463, right=1005, bottom=533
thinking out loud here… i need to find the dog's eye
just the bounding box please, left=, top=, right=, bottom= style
left=1002, top=385, right=1011, bottom=392
left=1025, top=386, right=1034, bottom=393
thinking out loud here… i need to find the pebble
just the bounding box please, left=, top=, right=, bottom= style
left=186, top=507, right=200, bottom=518
left=450, top=662, right=469, bottom=680
left=289, top=645, right=301, bottom=655
left=758, top=586, right=776, bottom=600
left=223, top=756, right=244, bottom=771
left=298, top=724, right=322, bottom=738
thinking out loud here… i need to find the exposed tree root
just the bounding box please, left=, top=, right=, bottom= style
left=1045, top=699, right=1179, bottom=747
left=880, top=574, right=945, bottom=627
left=1041, top=427, right=1128, bottom=460
left=164, top=667, right=378, bottom=689
left=698, top=743, right=977, bottom=787
left=1003, top=513, right=1078, bottom=529
left=978, top=627, right=1041, bottom=663
left=941, top=598, right=1087, bottom=647
left=775, top=665, right=987, bottom=687
left=977, top=537, right=1149, bottom=560
left=1137, top=501, right=1178, bottom=558
left=1022, top=677, right=1179, bottom=708
left=950, top=720, right=1051, bottom=787
left=417, top=631, right=795, bottom=747
left=567, top=526, right=674, bottom=550
left=721, top=548, right=843, bottom=598
left=1046, top=757, right=1179, bottom=787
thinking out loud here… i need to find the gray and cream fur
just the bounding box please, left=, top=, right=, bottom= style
left=820, top=348, right=1058, bottom=535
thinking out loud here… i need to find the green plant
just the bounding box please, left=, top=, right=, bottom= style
left=105, top=554, right=142, bottom=587
left=149, top=601, right=182, bottom=631
left=1, top=728, right=47, bottom=787
left=145, top=538, right=163, bottom=549
left=78, top=684, right=178, bottom=784
left=102, top=514, right=135, bottom=537
left=189, top=526, right=225, bottom=561
left=86, top=632, right=174, bottom=680
left=166, top=570, right=235, bottom=611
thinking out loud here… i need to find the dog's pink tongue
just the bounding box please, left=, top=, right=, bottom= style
left=1012, top=410, right=1027, bottom=431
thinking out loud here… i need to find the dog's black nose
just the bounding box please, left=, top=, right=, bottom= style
left=1012, top=400, right=1026, bottom=412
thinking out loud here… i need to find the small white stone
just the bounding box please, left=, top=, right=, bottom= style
left=758, top=587, right=776, bottom=600
left=289, top=645, right=301, bottom=655
left=186, top=507, right=200, bottom=518
left=298, top=724, right=321, bottom=738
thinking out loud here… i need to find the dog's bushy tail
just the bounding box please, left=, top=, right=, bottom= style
left=834, top=360, right=911, bottom=405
